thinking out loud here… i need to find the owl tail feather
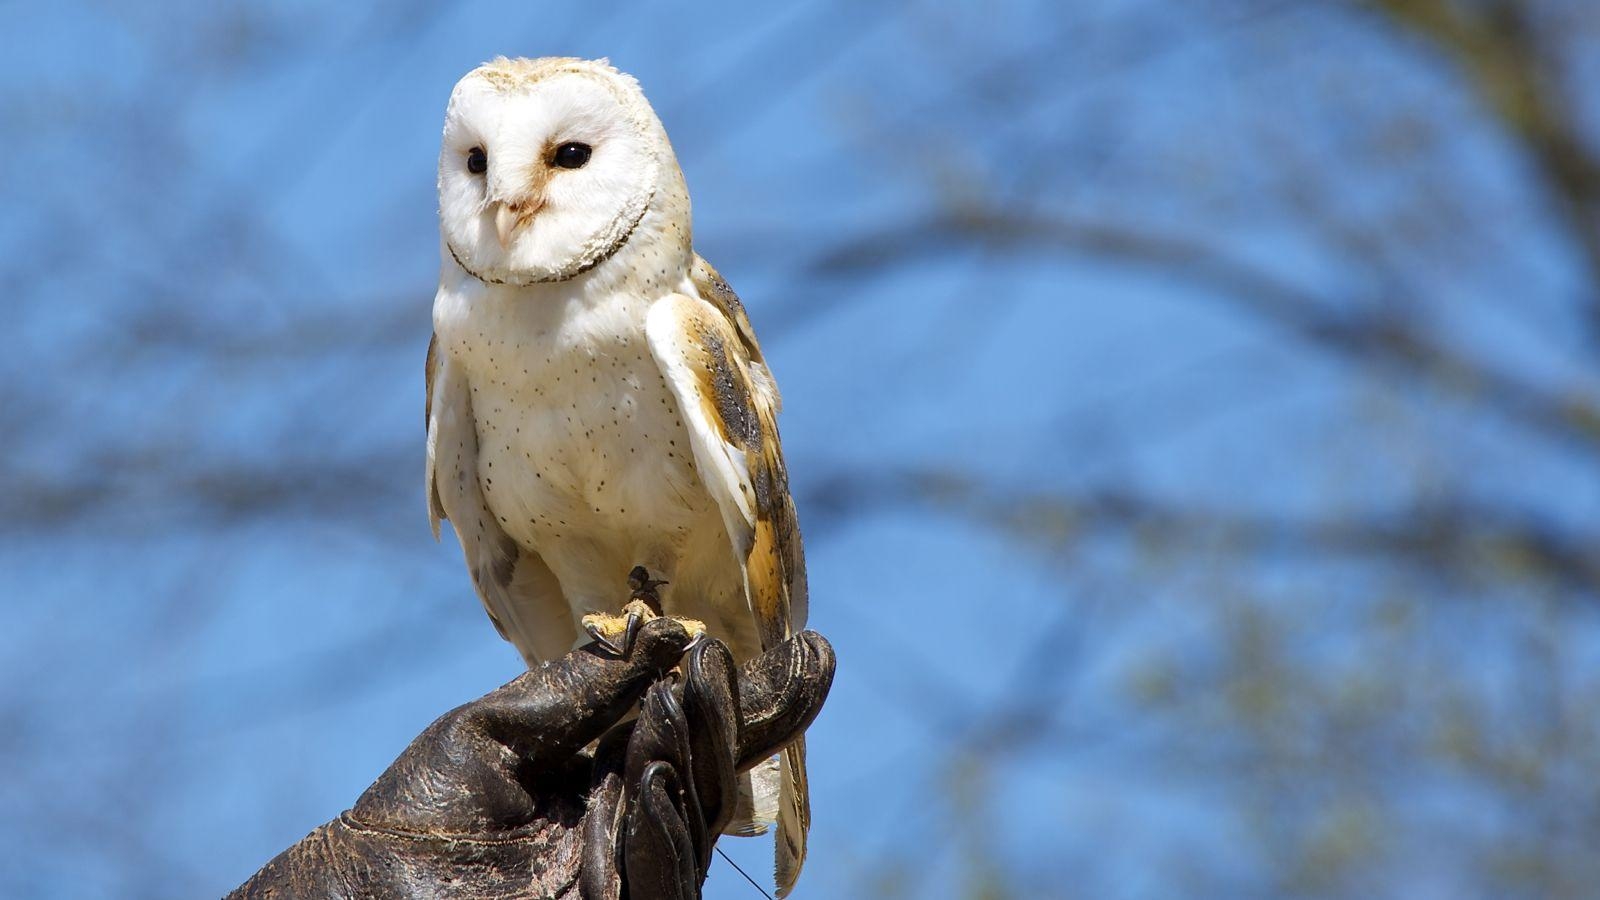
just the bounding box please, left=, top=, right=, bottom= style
left=725, top=756, right=778, bottom=837
left=774, top=736, right=810, bottom=898
left=721, top=742, right=810, bottom=896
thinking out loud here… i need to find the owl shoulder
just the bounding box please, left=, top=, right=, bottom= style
left=689, top=253, right=781, bottom=412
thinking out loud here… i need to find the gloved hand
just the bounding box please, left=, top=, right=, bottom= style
left=229, top=618, right=834, bottom=899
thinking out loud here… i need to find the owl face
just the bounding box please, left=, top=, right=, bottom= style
left=438, top=58, right=665, bottom=285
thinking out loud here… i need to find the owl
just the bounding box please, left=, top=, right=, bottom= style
left=424, top=57, right=811, bottom=895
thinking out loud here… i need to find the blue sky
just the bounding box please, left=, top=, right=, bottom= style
left=5, top=2, right=1600, bottom=898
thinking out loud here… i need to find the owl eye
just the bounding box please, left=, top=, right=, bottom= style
left=552, top=142, right=592, bottom=170
left=466, top=146, right=487, bottom=175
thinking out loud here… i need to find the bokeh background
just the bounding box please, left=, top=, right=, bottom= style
left=6, top=1, right=1600, bottom=897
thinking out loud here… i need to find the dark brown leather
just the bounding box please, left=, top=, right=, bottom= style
left=229, top=620, right=835, bottom=900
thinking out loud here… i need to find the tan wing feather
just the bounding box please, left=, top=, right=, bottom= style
left=688, top=257, right=807, bottom=625
left=690, top=255, right=765, bottom=364
left=692, top=254, right=784, bottom=415
left=645, top=287, right=809, bottom=896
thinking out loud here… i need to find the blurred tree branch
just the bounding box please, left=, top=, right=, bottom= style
left=808, top=465, right=1600, bottom=601
left=1359, top=0, right=1600, bottom=336
left=813, top=208, right=1600, bottom=452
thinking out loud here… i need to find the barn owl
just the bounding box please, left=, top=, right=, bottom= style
left=423, top=57, right=810, bottom=895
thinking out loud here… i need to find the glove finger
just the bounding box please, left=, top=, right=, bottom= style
left=624, top=761, right=699, bottom=900
left=579, top=725, right=633, bottom=900
left=679, top=638, right=740, bottom=851
left=627, top=678, right=706, bottom=867
left=478, top=617, right=691, bottom=768
left=736, top=630, right=836, bottom=770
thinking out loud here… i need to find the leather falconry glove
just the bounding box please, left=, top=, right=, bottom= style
left=229, top=618, right=834, bottom=899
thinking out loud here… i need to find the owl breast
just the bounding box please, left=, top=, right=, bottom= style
left=439, top=278, right=738, bottom=621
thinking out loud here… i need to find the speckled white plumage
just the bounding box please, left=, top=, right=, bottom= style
left=431, top=231, right=760, bottom=659
left=424, top=57, right=810, bottom=894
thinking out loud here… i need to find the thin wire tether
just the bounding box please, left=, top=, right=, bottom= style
left=715, top=846, right=774, bottom=900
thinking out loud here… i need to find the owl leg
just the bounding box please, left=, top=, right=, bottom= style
left=629, top=565, right=711, bottom=652
left=627, top=564, right=668, bottom=613
left=582, top=565, right=705, bottom=657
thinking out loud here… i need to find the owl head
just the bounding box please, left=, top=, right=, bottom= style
left=438, top=57, right=683, bottom=285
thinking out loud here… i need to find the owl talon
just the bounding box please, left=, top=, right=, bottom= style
left=582, top=569, right=704, bottom=657
left=582, top=598, right=658, bottom=657
left=583, top=611, right=643, bottom=657
left=620, top=611, right=643, bottom=656
left=583, top=618, right=631, bottom=657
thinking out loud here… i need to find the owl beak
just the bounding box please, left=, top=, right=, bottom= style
left=492, top=198, right=544, bottom=249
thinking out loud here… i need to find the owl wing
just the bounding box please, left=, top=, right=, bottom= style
left=690, top=254, right=783, bottom=410
left=426, top=333, right=575, bottom=666
left=686, top=255, right=807, bottom=624
left=644, top=281, right=810, bottom=896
